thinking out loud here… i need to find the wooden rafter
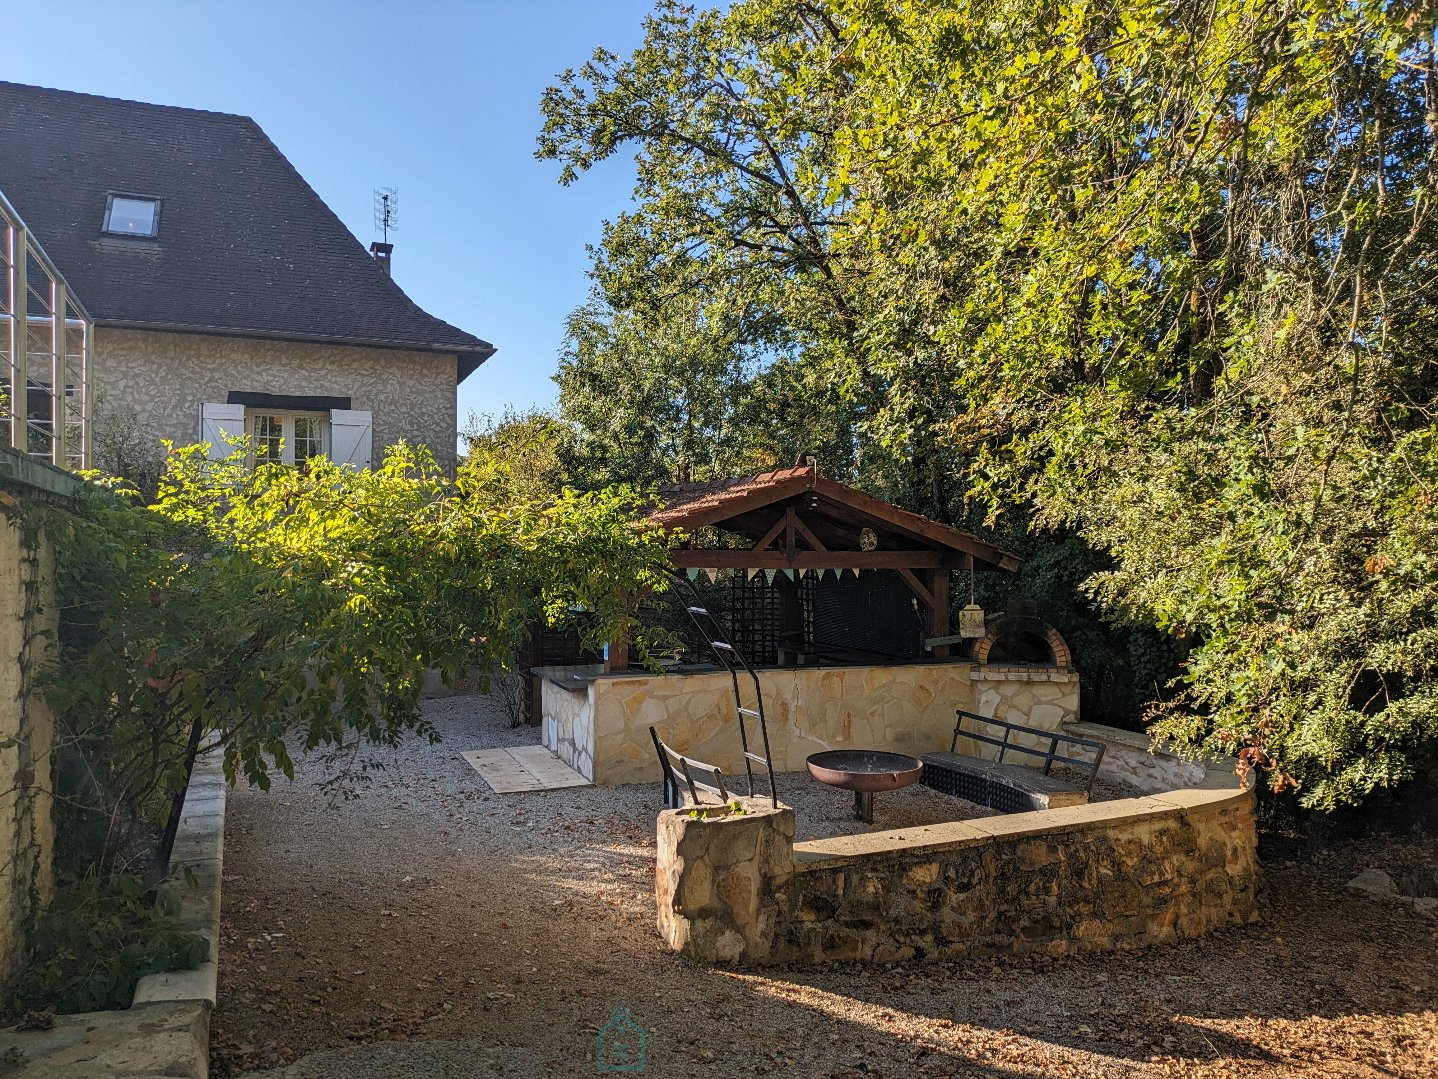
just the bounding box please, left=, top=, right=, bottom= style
left=788, top=509, right=828, bottom=552
left=896, top=567, right=936, bottom=609
left=668, top=549, right=965, bottom=570
left=750, top=513, right=789, bottom=554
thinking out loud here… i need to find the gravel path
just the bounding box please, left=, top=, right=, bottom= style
left=213, top=693, right=1438, bottom=1078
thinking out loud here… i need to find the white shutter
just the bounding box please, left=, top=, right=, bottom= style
left=329, top=409, right=373, bottom=469
left=199, top=403, right=246, bottom=460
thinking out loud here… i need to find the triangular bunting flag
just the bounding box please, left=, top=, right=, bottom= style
left=685, top=568, right=700, bottom=581
left=764, top=569, right=778, bottom=585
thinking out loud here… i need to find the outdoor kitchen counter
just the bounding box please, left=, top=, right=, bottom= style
left=532, top=662, right=723, bottom=691
left=539, top=660, right=1082, bottom=786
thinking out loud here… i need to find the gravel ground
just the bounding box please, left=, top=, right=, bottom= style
left=213, top=693, right=1438, bottom=1079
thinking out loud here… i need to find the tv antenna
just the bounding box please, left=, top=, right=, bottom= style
left=373, top=187, right=398, bottom=243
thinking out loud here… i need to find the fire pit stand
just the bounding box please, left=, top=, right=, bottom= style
left=805, top=750, right=924, bottom=824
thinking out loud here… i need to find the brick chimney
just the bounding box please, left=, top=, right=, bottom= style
left=369, top=241, right=393, bottom=275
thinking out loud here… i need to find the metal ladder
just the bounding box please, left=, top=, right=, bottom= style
left=668, top=571, right=779, bottom=807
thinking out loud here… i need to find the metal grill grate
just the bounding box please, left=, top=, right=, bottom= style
left=919, top=765, right=1048, bottom=813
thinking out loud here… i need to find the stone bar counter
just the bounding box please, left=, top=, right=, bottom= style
left=538, top=661, right=1081, bottom=787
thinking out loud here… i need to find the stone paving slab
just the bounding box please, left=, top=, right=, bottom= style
left=0, top=1000, right=208, bottom=1078
left=460, top=747, right=590, bottom=793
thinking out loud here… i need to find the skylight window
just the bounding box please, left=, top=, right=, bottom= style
left=102, top=194, right=160, bottom=238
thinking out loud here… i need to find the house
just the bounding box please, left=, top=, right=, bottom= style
left=0, top=81, right=494, bottom=474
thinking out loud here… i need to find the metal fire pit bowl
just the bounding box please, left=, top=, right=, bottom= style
left=806, top=750, right=924, bottom=824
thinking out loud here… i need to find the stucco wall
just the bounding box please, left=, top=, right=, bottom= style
left=656, top=731, right=1258, bottom=966
left=543, top=663, right=1082, bottom=787
left=0, top=491, right=58, bottom=984
left=94, top=328, right=459, bottom=472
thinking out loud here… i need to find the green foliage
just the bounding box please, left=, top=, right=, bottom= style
left=48, top=441, right=675, bottom=860
left=544, top=0, right=1438, bottom=807
left=461, top=407, right=574, bottom=503
left=2, top=871, right=207, bottom=1020
left=540, top=0, right=865, bottom=489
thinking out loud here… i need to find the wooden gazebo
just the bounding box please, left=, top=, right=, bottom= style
left=605, top=460, right=1021, bottom=671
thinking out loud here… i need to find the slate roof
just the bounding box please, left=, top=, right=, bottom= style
left=0, top=82, right=495, bottom=381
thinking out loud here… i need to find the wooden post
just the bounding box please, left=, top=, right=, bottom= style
left=774, top=569, right=803, bottom=664
left=928, top=569, right=951, bottom=659
left=604, top=634, right=629, bottom=673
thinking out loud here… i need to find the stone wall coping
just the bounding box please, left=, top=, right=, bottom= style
left=576, top=658, right=981, bottom=689
left=132, top=736, right=224, bottom=1009
left=792, top=783, right=1253, bottom=868
left=969, top=665, right=1078, bottom=682
left=660, top=796, right=791, bottom=824
left=0, top=445, right=85, bottom=502
left=1063, top=720, right=1244, bottom=790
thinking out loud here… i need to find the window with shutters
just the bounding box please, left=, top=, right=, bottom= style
left=248, top=410, right=328, bottom=466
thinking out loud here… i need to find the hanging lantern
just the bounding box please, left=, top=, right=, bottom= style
left=959, top=603, right=987, bottom=638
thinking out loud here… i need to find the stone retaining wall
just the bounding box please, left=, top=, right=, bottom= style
left=545, top=662, right=1081, bottom=786
left=0, top=738, right=224, bottom=1078
left=655, top=724, right=1258, bottom=965
left=0, top=452, right=70, bottom=985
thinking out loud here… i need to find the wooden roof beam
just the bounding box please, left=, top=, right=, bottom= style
left=668, top=549, right=967, bottom=570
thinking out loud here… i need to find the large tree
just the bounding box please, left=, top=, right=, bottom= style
left=543, top=0, right=1438, bottom=807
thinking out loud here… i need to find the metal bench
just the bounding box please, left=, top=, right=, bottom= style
left=921, top=709, right=1106, bottom=813
left=649, top=726, right=732, bottom=809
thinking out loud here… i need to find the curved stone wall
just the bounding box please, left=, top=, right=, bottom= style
left=656, top=725, right=1258, bottom=965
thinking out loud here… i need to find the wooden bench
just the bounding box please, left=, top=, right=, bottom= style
left=921, top=710, right=1106, bottom=813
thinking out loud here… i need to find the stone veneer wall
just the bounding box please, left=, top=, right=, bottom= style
left=0, top=471, right=59, bottom=984
left=94, top=328, right=460, bottom=472
left=1064, top=721, right=1208, bottom=792
left=543, top=679, right=597, bottom=780
left=542, top=663, right=1082, bottom=787
left=655, top=727, right=1258, bottom=965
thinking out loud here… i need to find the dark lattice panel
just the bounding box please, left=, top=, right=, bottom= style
left=651, top=576, right=736, bottom=664
left=519, top=619, right=603, bottom=724
left=803, top=570, right=925, bottom=660
left=727, top=575, right=781, bottom=666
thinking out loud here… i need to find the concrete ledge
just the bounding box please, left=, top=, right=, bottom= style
left=134, top=738, right=224, bottom=1009
left=791, top=789, right=1251, bottom=867
left=1063, top=720, right=1241, bottom=794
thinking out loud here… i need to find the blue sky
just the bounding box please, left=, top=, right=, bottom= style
left=6, top=0, right=656, bottom=432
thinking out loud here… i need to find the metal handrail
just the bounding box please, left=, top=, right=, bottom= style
left=665, top=571, right=779, bottom=807
left=950, top=708, right=1106, bottom=791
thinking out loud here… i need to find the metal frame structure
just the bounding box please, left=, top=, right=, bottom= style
left=0, top=189, right=93, bottom=469
left=947, top=709, right=1106, bottom=784
left=663, top=571, right=779, bottom=808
